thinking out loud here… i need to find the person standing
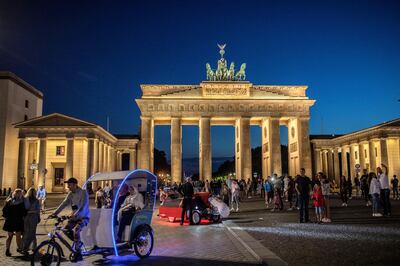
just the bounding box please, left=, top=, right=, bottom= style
left=377, top=164, right=391, bottom=216
left=264, top=177, right=272, bottom=208
left=36, top=185, right=46, bottom=213
left=287, top=176, right=295, bottom=211
left=231, top=180, right=240, bottom=212
left=312, top=181, right=324, bottom=223
left=369, top=172, right=382, bottom=217
left=391, top=175, right=399, bottom=200
left=295, top=168, right=311, bottom=223
left=347, top=176, right=353, bottom=199
left=2, top=188, right=26, bottom=256
left=319, top=173, right=331, bottom=223
left=22, top=187, right=40, bottom=255
left=178, top=177, right=194, bottom=225
left=360, top=169, right=371, bottom=206
left=95, top=187, right=104, bottom=209
left=354, top=175, right=360, bottom=198
left=339, top=175, right=348, bottom=207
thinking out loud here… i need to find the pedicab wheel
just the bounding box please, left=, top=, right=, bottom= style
left=192, top=210, right=202, bottom=225
left=31, top=240, right=61, bottom=266
left=134, top=227, right=154, bottom=258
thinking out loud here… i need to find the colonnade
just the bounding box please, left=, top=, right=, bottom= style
left=314, top=137, right=400, bottom=183
left=139, top=116, right=312, bottom=183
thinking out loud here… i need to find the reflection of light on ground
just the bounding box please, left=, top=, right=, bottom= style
left=231, top=223, right=400, bottom=241
left=105, top=254, right=140, bottom=262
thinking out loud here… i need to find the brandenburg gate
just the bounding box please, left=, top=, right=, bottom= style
left=136, top=45, right=315, bottom=183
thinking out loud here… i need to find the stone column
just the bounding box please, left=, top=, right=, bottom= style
left=333, top=148, right=340, bottom=183
left=66, top=138, right=74, bottom=180
left=93, top=139, right=99, bottom=174
left=358, top=142, right=366, bottom=171
left=235, top=117, right=251, bottom=179
left=341, top=146, right=349, bottom=178
left=38, top=138, right=47, bottom=186
left=327, top=150, right=334, bottom=180
left=139, top=117, right=154, bottom=171
left=98, top=141, right=103, bottom=172
left=261, top=119, right=269, bottom=178
left=349, top=144, right=357, bottom=180
left=368, top=140, right=376, bottom=172
left=171, top=117, right=182, bottom=183
left=314, top=149, right=322, bottom=174
left=379, top=139, right=389, bottom=167
left=17, top=139, right=26, bottom=189
left=321, top=150, right=328, bottom=174
left=129, top=148, right=137, bottom=170
left=199, top=117, right=211, bottom=181
left=87, top=138, right=94, bottom=177
left=298, top=118, right=312, bottom=176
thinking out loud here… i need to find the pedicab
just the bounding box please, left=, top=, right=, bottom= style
left=159, top=191, right=230, bottom=225
left=31, top=169, right=157, bottom=265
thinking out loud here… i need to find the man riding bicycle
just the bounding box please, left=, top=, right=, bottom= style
left=49, top=177, right=89, bottom=262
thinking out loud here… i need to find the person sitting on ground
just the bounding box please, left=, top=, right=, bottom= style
left=116, top=186, right=144, bottom=242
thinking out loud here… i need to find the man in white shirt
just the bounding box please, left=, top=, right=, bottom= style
left=377, top=164, right=391, bottom=216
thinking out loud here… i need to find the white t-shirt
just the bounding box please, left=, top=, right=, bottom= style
left=378, top=173, right=389, bottom=190
left=369, top=178, right=381, bottom=195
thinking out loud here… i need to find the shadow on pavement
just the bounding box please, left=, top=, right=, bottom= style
left=91, top=256, right=259, bottom=266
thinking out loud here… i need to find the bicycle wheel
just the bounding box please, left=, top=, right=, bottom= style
left=31, top=240, right=62, bottom=266
left=133, top=227, right=154, bottom=258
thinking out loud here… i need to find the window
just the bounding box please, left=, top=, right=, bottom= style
left=25, top=100, right=29, bottom=108
left=375, top=147, right=378, bottom=157
left=355, top=151, right=358, bottom=160
left=56, top=146, right=65, bottom=156
left=24, top=115, right=28, bottom=121
left=364, top=149, right=367, bottom=158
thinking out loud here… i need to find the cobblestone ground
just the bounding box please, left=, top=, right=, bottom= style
left=0, top=195, right=259, bottom=266
left=226, top=194, right=400, bottom=266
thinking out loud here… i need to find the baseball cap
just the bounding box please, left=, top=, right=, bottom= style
left=65, top=177, right=78, bottom=184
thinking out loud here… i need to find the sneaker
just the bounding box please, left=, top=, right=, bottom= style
left=235, top=208, right=239, bottom=212
left=341, top=203, right=345, bottom=206
left=230, top=208, right=234, bottom=211
left=326, top=218, right=332, bottom=223
left=321, top=218, right=328, bottom=223
left=287, top=208, right=293, bottom=211
left=375, top=213, right=383, bottom=217
left=344, top=203, right=348, bottom=207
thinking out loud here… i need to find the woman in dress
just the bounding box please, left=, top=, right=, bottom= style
left=22, top=187, right=41, bottom=255
left=2, top=188, right=26, bottom=256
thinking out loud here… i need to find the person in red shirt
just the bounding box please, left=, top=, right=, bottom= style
left=312, top=181, right=325, bottom=223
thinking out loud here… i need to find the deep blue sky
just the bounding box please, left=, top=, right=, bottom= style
left=1, top=0, right=399, bottom=159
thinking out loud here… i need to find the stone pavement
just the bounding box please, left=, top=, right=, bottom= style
left=0, top=195, right=268, bottom=265
left=226, top=195, right=400, bottom=266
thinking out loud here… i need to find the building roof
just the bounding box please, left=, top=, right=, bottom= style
left=0, top=71, right=44, bottom=99
left=114, top=134, right=139, bottom=139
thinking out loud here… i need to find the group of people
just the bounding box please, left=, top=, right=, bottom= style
left=2, top=187, right=41, bottom=257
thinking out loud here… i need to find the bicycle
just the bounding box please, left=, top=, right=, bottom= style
left=31, top=215, right=92, bottom=266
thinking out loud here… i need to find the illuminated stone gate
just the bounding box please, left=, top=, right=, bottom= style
left=136, top=46, right=315, bottom=182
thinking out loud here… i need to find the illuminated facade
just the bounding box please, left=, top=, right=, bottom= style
left=0, top=72, right=43, bottom=189
left=311, top=119, right=400, bottom=183
left=15, top=113, right=138, bottom=192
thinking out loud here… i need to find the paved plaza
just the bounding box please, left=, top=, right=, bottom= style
left=1, top=194, right=399, bottom=265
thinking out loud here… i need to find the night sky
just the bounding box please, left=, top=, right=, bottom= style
left=1, top=0, right=399, bottom=159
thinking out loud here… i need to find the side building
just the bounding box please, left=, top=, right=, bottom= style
left=311, top=119, right=400, bottom=184
left=0, top=72, right=43, bottom=190
left=14, top=113, right=139, bottom=192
